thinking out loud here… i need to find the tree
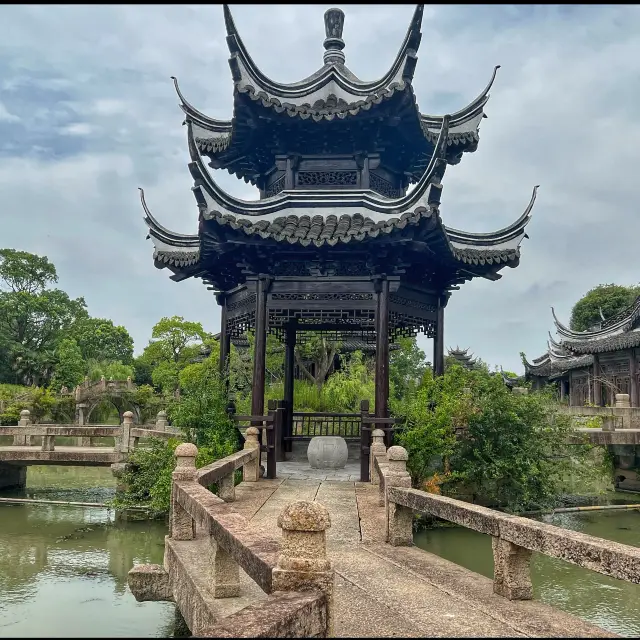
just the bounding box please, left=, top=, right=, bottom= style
left=0, top=289, right=87, bottom=386
left=0, top=249, right=87, bottom=386
left=50, top=338, right=85, bottom=391
left=0, top=249, right=57, bottom=295
left=68, top=317, right=134, bottom=363
left=139, top=316, right=211, bottom=393
left=389, top=337, right=428, bottom=401
left=570, top=284, right=640, bottom=332
left=295, top=334, right=338, bottom=392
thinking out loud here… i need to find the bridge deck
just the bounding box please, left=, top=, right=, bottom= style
left=212, top=467, right=614, bottom=638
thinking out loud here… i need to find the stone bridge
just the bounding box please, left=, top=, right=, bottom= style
left=0, top=409, right=179, bottom=490
left=128, top=429, right=640, bottom=638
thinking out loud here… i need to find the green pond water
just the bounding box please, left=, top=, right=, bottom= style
left=415, top=503, right=640, bottom=637
left=0, top=466, right=175, bottom=638
left=1, top=467, right=640, bottom=637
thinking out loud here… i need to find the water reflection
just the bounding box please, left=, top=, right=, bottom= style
left=0, top=466, right=174, bottom=638
left=415, top=507, right=640, bottom=637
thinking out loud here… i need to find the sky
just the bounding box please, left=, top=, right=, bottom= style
left=1, top=4, right=639, bottom=374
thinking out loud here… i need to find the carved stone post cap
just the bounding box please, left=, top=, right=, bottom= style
left=245, top=426, right=259, bottom=437
left=387, top=446, right=408, bottom=461
left=371, top=428, right=385, bottom=438
left=20, top=409, right=30, bottom=417
left=278, top=501, right=331, bottom=532
left=122, top=411, right=134, bottom=423
left=175, top=443, right=198, bottom=458
left=157, top=410, right=167, bottom=418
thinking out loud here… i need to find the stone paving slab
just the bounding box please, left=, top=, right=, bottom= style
left=277, top=460, right=361, bottom=481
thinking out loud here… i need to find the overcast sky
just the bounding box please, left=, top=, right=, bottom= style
left=1, top=4, right=639, bottom=373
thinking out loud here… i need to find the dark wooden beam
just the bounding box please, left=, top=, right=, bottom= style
left=251, top=277, right=269, bottom=419
left=593, top=354, right=602, bottom=407
left=630, top=349, right=638, bottom=408
left=375, top=277, right=390, bottom=419
left=283, top=326, right=296, bottom=454
left=218, top=294, right=231, bottom=389
left=433, top=296, right=445, bottom=377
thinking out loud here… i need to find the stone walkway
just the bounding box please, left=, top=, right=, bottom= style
left=228, top=476, right=615, bottom=638
left=277, top=460, right=361, bottom=481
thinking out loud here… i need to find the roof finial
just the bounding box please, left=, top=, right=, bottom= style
left=323, top=8, right=346, bottom=65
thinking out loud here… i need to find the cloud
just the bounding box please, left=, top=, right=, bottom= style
left=0, top=101, right=20, bottom=122
left=0, top=4, right=639, bottom=374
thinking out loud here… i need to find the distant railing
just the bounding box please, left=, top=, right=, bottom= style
left=558, top=404, right=640, bottom=429
left=291, top=412, right=361, bottom=439
left=372, top=437, right=640, bottom=600
left=128, top=437, right=334, bottom=637
left=0, top=409, right=176, bottom=453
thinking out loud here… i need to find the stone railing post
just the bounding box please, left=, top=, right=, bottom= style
left=272, top=501, right=334, bottom=637
left=119, top=411, right=133, bottom=453
left=14, top=409, right=30, bottom=446
left=385, top=446, right=413, bottom=546
left=369, top=428, right=386, bottom=486
left=492, top=538, right=533, bottom=601
left=242, top=427, right=260, bottom=482
left=155, top=410, right=168, bottom=431
left=218, top=468, right=235, bottom=503
left=169, top=443, right=197, bottom=541
left=41, top=428, right=55, bottom=452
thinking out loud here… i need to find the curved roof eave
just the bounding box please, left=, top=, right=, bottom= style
left=444, top=185, right=538, bottom=252
left=186, top=113, right=451, bottom=223
left=140, top=188, right=200, bottom=248
left=421, top=65, right=501, bottom=132
left=552, top=302, right=636, bottom=341
left=223, top=4, right=424, bottom=105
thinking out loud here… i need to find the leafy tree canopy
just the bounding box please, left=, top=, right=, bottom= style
left=50, top=338, right=85, bottom=391
left=139, top=316, right=211, bottom=393
left=0, top=248, right=57, bottom=294
left=570, top=283, right=640, bottom=332
left=68, top=317, right=134, bottom=364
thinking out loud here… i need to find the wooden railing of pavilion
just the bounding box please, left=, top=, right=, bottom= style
left=228, top=399, right=399, bottom=482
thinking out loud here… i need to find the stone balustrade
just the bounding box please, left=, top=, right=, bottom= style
left=374, top=443, right=640, bottom=602
left=559, top=404, right=640, bottom=429
left=127, top=434, right=335, bottom=637
left=0, top=409, right=176, bottom=453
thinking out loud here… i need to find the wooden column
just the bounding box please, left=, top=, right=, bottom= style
left=251, top=277, right=269, bottom=418
left=283, top=326, right=296, bottom=453
left=593, top=354, right=602, bottom=406
left=218, top=294, right=231, bottom=385
left=630, top=349, right=638, bottom=408
left=433, top=296, right=445, bottom=377
left=375, top=277, right=390, bottom=419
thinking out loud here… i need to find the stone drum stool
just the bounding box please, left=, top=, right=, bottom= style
left=307, top=436, right=348, bottom=470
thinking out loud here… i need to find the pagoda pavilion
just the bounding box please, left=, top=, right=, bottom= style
left=447, top=347, right=480, bottom=370
left=142, top=4, right=537, bottom=448
left=523, top=298, right=640, bottom=406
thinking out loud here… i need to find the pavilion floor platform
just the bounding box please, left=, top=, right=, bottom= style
left=275, top=460, right=360, bottom=481
left=224, top=477, right=615, bottom=638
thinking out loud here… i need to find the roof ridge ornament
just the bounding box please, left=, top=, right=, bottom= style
left=323, top=8, right=346, bottom=66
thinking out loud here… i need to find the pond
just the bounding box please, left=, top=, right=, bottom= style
left=0, top=466, right=174, bottom=638
left=415, top=500, right=640, bottom=637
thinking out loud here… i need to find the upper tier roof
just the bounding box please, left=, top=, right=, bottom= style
left=173, top=4, right=500, bottom=183
left=551, top=297, right=640, bottom=354
left=142, top=116, right=538, bottom=289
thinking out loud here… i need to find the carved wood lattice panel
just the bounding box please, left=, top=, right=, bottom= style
left=296, top=171, right=357, bottom=187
